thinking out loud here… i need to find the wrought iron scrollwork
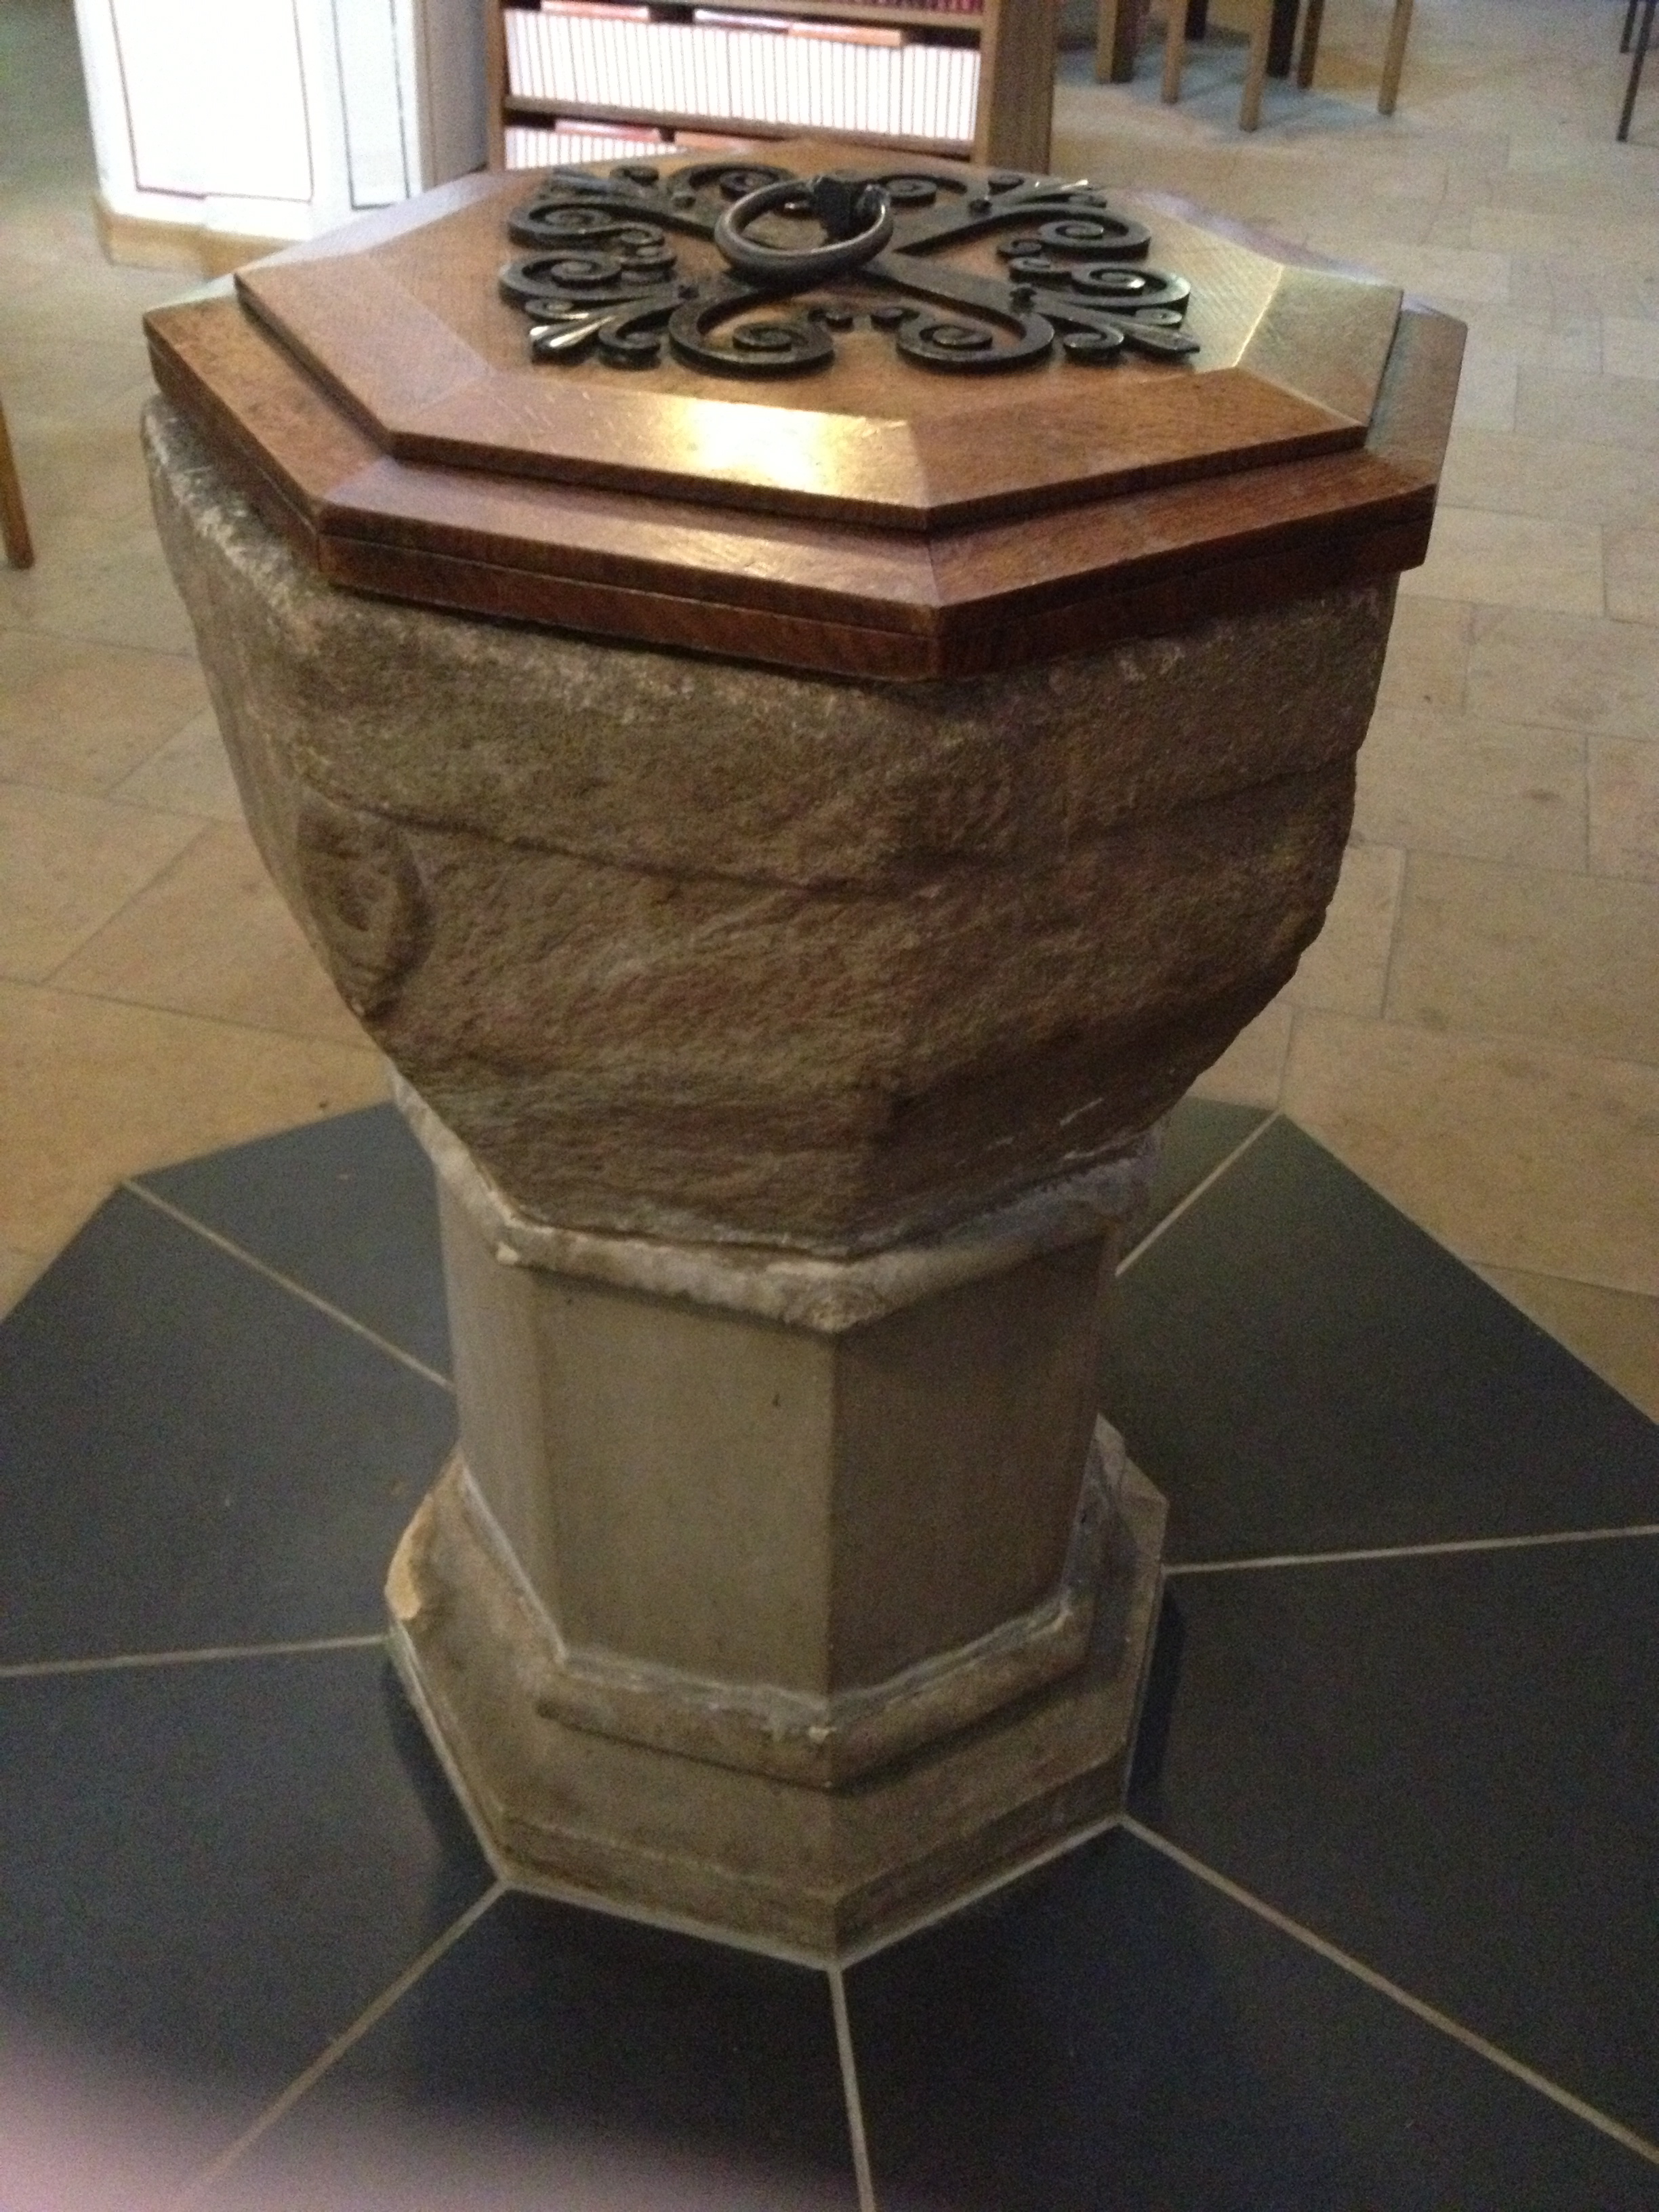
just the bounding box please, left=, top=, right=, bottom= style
left=501, top=160, right=1199, bottom=379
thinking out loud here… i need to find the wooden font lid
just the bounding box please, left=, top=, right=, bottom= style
left=145, top=143, right=1463, bottom=678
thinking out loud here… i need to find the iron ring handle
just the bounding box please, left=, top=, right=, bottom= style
left=713, top=176, right=894, bottom=287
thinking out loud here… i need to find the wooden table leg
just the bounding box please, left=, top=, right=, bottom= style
left=0, top=398, right=33, bottom=571
left=1097, top=0, right=1146, bottom=80
left=1296, top=0, right=1324, bottom=85
left=1161, top=0, right=1185, bottom=101
left=1378, top=0, right=1415, bottom=114
left=1239, top=0, right=1274, bottom=125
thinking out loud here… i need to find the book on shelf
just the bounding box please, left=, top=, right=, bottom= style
left=691, top=11, right=908, bottom=41
left=503, top=117, right=754, bottom=167
left=504, top=5, right=979, bottom=140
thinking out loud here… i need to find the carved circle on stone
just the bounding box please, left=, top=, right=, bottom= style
left=293, top=791, right=430, bottom=1019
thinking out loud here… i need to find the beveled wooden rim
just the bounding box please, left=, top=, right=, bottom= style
left=145, top=211, right=1462, bottom=682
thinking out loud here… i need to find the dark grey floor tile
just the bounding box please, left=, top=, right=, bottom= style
left=136, top=1104, right=450, bottom=1376
left=0, top=1650, right=491, bottom=2174
left=1139, top=1098, right=1271, bottom=1242
left=846, top=1826, right=1659, bottom=2212
left=0, top=1189, right=455, bottom=1662
left=1103, top=1118, right=1659, bottom=1562
left=205, top=1891, right=859, bottom=2211
left=1132, top=1537, right=1659, bottom=2149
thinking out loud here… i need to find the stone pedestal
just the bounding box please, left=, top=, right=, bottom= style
left=390, top=1082, right=1166, bottom=1956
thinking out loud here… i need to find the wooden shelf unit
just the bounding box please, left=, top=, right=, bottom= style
left=485, top=0, right=1060, bottom=172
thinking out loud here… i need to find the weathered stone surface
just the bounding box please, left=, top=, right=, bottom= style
left=422, top=1082, right=1151, bottom=1782
left=388, top=1443, right=1168, bottom=1960
left=146, top=396, right=1391, bottom=1251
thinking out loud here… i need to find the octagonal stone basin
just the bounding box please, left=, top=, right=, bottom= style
left=146, top=396, right=1389, bottom=1258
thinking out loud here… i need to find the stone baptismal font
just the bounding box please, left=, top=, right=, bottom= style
left=143, top=146, right=1460, bottom=1960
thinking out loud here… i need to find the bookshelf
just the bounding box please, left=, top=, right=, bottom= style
left=486, top=0, right=1061, bottom=174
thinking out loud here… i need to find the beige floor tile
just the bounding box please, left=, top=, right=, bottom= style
left=1322, top=239, right=1511, bottom=307
left=1466, top=607, right=1659, bottom=737
left=1223, top=145, right=1450, bottom=215
left=1187, top=998, right=1292, bottom=1109
left=1437, top=429, right=1659, bottom=529
left=1505, top=133, right=1659, bottom=182
left=1, top=392, right=159, bottom=520
left=1589, top=737, right=1659, bottom=883
left=1602, top=316, right=1659, bottom=380
left=1398, top=506, right=1603, bottom=613
left=1478, top=1264, right=1659, bottom=1421
left=0, top=517, right=195, bottom=656
left=1513, top=253, right=1659, bottom=325
left=0, top=631, right=207, bottom=793
left=109, top=706, right=245, bottom=821
left=1355, top=705, right=1586, bottom=867
left=0, top=785, right=204, bottom=983
left=1514, top=365, right=1659, bottom=449
left=0, top=979, right=386, bottom=1254
left=1451, top=307, right=1601, bottom=373
left=1385, top=852, right=1659, bottom=1062
left=52, top=821, right=365, bottom=1047
left=1282, top=840, right=1404, bottom=1016
left=1605, top=528, right=1659, bottom=626
left=1375, top=593, right=1472, bottom=711
left=1448, top=351, right=1518, bottom=432
left=1468, top=207, right=1659, bottom=269
left=1048, top=129, right=1243, bottom=205
left=0, top=448, right=153, bottom=541
left=0, top=1242, right=47, bottom=1321
left=1300, top=205, right=1448, bottom=256
left=1481, top=166, right=1659, bottom=222
left=1282, top=1013, right=1659, bottom=1292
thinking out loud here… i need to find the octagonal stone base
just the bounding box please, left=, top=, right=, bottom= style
left=388, top=1445, right=1165, bottom=1963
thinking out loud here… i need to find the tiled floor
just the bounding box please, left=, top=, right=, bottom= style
left=4, top=0, right=1656, bottom=1415
left=2, top=1097, right=1655, bottom=2207
left=3, top=0, right=1658, bottom=2201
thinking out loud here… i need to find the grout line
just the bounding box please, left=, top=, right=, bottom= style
left=1376, top=840, right=1411, bottom=1018
left=123, top=1180, right=453, bottom=1392
left=827, top=1965, right=878, bottom=2212
left=834, top=1813, right=1124, bottom=1971
left=1120, top=1818, right=1659, bottom=2173
left=171, top=1880, right=508, bottom=2211
left=31, top=822, right=213, bottom=990
left=1166, top=1522, right=1659, bottom=1576
left=1115, top=1111, right=1280, bottom=1276
left=47, top=972, right=368, bottom=1057
left=0, top=1634, right=386, bottom=1682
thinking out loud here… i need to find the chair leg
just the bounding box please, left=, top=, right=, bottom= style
left=1162, top=0, right=1185, bottom=102
left=0, top=398, right=33, bottom=571
left=1266, top=0, right=1298, bottom=77
left=1622, top=0, right=1640, bottom=53
left=1620, top=0, right=1658, bottom=138
left=1296, top=0, right=1325, bottom=87
left=1378, top=0, right=1415, bottom=114
left=1239, top=0, right=1274, bottom=126
left=1097, top=0, right=1116, bottom=81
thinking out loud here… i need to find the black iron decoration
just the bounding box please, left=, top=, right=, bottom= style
left=499, top=162, right=1198, bottom=378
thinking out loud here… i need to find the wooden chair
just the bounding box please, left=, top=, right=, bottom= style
left=1157, top=0, right=1415, bottom=129
left=0, top=393, right=33, bottom=569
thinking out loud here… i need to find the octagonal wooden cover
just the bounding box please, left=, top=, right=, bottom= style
left=230, top=153, right=1401, bottom=531
left=144, top=141, right=1463, bottom=679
